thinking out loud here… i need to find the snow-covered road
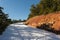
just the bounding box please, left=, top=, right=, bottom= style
left=0, top=23, right=60, bottom=40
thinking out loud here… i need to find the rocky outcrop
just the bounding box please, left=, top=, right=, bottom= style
left=25, top=11, right=60, bottom=31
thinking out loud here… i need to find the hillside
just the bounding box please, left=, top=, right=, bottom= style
left=25, top=11, right=60, bottom=31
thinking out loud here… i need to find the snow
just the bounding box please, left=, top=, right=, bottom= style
left=0, top=22, right=60, bottom=40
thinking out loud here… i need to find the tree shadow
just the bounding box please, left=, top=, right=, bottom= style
left=0, top=24, right=60, bottom=40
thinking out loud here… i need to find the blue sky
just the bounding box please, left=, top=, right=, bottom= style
left=0, top=0, right=40, bottom=20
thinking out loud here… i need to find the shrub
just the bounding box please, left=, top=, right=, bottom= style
left=37, top=23, right=60, bottom=34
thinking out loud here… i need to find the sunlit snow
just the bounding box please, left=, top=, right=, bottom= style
left=0, top=23, right=60, bottom=40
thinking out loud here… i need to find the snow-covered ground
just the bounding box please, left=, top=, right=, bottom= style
left=0, top=23, right=60, bottom=40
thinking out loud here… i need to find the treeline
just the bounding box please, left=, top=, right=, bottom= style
left=0, top=7, right=12, bottom=35
left=28, top=0, right=60, bottom=19
left=12, top=19, right=26, bottom=23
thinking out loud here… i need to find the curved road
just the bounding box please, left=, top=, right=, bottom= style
left=0, top=23, right=60, bottom=40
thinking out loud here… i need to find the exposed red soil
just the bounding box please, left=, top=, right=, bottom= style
left=25, top=11, right=60, bottom=31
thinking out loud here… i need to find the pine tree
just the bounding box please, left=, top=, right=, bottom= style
left=0, top=7, right=11, bottom=35
left=28, top=0, right=60, bottom=19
